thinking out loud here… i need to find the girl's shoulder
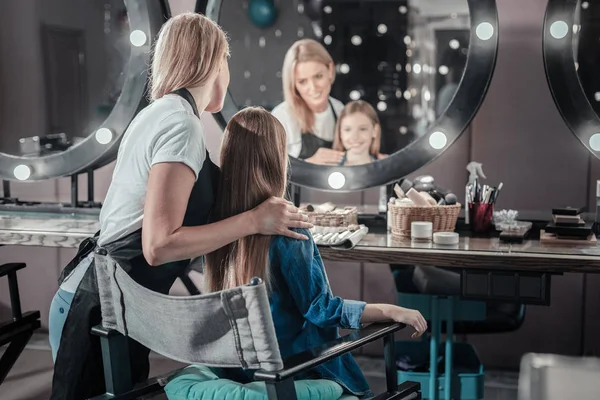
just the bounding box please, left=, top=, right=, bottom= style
left=270, top=229, right=315, bottom=259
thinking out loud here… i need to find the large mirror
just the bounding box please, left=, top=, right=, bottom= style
left=0, top=0, right=168, bottom=181
left=199, top=0, right=499, bottom=190
left=544, top=0, right=600, bottom=158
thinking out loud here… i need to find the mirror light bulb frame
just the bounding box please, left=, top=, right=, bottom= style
left=197, top=0, right=499, bottom=190
left=543, top=0, right=600, bottom=160
left=0, top=0, right=169, bottom=181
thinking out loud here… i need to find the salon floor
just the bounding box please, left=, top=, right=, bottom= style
left=0, top=332, right=519, bottom=400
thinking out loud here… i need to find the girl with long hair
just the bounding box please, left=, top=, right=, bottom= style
left=205, top=107, right=427, bottom=398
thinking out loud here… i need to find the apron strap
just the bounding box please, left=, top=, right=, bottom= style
left=172, top=88, right=199, bottom=118
left=329, top=98, right=338, bottom=123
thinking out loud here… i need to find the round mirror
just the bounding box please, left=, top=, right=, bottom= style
left=198, top=0, right=498, bottom=190
left=544, top=0, right=600, bottom=157
left=0, top=0, right=168, bottom=181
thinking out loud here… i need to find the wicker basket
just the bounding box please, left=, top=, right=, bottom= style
left=389, top=202, right=461, bottom=238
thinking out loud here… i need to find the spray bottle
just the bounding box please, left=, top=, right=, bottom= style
left=465, top=161, right=486, bottom=224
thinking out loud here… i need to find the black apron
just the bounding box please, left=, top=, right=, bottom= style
left=297, top=99, right=338, bottom=160
left=50, top=88, right=219, bottom=400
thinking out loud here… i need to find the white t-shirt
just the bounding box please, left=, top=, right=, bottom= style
left=271, top=97, right=344, bottom=158
left=60, top=94, right=206, bottom=292
left=99, top=94, right=207, bottom=246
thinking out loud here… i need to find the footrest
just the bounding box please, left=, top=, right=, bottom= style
left=396, top=341, right=484, bottom=400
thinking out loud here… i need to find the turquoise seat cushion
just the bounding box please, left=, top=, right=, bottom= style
left=164, top=365, right=353, bottom=400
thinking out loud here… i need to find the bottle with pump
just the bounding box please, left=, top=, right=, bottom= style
left=465, top=162, right=486, bottom=224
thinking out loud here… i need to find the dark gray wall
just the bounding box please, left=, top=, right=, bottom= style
left=0, top=0, right=126, bottom=154
left=219, top=0, right=315, bottom=109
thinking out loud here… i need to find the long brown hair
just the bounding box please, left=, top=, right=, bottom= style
left=204, top=107, right=288, bottom=292
left=333, top=100, right=381, bottom=157
left=282, top=39, right=335, bottom=132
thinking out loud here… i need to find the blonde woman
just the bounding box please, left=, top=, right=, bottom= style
left=48, top=13, right=311, bottom=400
left=202, top=107, right=426, bottom=398
left=333, top=100, right=388, bottom=166
left=272, top=39, right=345, bottom=165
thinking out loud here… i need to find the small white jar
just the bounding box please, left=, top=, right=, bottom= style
left=411, top=221, right=433, bottom=242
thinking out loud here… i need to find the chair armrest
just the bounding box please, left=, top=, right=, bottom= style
left=91, top=324, right=122, bottom=338
left=0, top=311, right=41, bottom=346
left=0, top=263, right=25, bottom=278
left=254, top=322, right=405, bottom=382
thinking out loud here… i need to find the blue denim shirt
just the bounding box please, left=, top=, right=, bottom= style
left=266, top=228, right=371, bottom=397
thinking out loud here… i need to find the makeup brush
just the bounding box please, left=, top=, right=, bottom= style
left=492, top=182, right=503, bottom=204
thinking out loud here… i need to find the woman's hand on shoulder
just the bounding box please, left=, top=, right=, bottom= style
left=377, top=153, right=389, bottom=160
left=306, top=148, right=344, bottom=165
left=249, top=197, right=313, bottom=240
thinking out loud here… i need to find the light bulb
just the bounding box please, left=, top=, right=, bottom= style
left=14, top=165, right=31, bottom=181
left=95, top=128, right=113, bottom=144
left=129, top=30, right=147, bottom=47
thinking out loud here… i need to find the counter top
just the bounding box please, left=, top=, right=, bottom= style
left=318, top=233, right=600, bottom=273
left=0, top=211, right=98, bottom=248
left=0, top=210, right=599, bottom=274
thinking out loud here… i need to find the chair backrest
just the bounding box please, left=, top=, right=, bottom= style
left=518, top=353, right=600, bottom=400
left=94, top=249, right=283, bottom=371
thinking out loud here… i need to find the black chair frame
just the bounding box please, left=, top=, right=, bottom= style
left=89, top=321, right=421, bottom=400
left=0, top=263, right=41, bottom=386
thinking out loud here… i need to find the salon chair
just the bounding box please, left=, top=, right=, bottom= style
left=0, top=263, right=41, bottom=386
left=89, top=248, right=422, bottom=400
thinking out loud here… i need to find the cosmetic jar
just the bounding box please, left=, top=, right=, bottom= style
left=433, top=232, right=459, bottom=245
left=411, top=221, right=433, bottom=242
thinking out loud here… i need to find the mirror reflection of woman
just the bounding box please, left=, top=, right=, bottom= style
left=272, top=39, right=344, bottom=165
left=333, top=100, right=386, bottom=166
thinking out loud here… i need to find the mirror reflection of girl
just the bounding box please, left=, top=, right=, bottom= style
left=205, top=107, right=427, bottom=398
left=333, top=100, right=387, bottom=166
left=272, top=39, right=345, bottom=165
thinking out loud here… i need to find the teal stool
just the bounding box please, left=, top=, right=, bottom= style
left=396, top=293, right=486, bottom=400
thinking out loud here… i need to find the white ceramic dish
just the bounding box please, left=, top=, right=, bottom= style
left=433, top=232, right=459, bottom=245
